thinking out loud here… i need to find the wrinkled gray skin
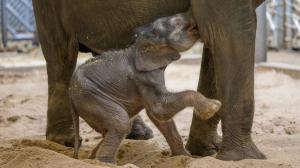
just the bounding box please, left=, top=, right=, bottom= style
left=33, top=0, right=267, bottom=161
left=69, top=13, right=221, bottom=163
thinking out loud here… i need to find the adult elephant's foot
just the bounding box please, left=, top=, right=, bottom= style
left=216, top=139, right=266, bottom=161
left=46, top=124, right=82, bottom=147
left=186, top=112, right=221, bottom=156
left=126, top=115, right=153, bottom=140
left=186, top=132, right=221, bottom=156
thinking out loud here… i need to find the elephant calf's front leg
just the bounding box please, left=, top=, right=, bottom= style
left=148, top=90, right=221, bottom=121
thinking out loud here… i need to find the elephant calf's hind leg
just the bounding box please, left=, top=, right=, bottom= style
left=96, top=131, right=126, bottom=163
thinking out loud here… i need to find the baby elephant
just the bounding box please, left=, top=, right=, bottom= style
left=69, top=12, right=221, bottom=163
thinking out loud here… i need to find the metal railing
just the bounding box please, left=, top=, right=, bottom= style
left=1, top=0, right=37, bottom=47
left=267, top=0, right=300, bottom=50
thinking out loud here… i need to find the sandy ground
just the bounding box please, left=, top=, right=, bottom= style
left=0, top=58, right=300, bottom=168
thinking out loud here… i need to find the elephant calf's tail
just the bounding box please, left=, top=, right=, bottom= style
left=71, top=103, right=80, bottom=159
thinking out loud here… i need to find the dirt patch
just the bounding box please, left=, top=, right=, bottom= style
left=0, top=63, right=300, bottom=167
left=0, top=147, right=118, bottom=168
left=0, top=138, right=296, bottom=168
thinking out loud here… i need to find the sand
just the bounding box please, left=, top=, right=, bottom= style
left=0, top=61, right=300, bottom=168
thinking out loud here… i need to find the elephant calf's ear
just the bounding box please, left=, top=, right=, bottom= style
left=135, top=45, right=181, bottom=71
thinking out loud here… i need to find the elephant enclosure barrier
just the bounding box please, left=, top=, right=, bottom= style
left=267, top=0, right=300, bottom=50
left=0, top=0, right=37, bottom=48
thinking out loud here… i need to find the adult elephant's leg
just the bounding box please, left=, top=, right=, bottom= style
left=38, top=45, right=78, bottom=146
left=33, top=1, right=78, bottom=146
left=186, top=46, right=221, bottom=156
left=189, top=0, right=266, bottom=160
left=44, top=41, right=78, bottom=146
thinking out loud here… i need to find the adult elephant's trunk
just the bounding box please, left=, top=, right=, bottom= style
left=187, top=0, right=266, bottom=160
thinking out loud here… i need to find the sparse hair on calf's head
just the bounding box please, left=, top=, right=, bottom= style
left=133, top=12, right=199, bottom=72
left=134, top=12, right=198, bottom=52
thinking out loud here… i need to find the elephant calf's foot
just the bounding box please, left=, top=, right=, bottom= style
left=216, top=140, right=266, bottom=161
left=97, top=156, right=115, bottom=164
left=195, top=99, right=221, bottom=120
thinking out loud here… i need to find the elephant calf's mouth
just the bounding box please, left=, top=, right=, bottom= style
left=187, top=24, right=199, bottom=36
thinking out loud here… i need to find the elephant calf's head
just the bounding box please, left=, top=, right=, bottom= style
left=134, top=13, right=199, bottom=71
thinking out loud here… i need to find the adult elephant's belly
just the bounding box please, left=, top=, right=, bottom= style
left=60, top=0, right=190, bottom=53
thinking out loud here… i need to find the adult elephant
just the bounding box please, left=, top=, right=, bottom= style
left=33, top=0, right=266, bottom=160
